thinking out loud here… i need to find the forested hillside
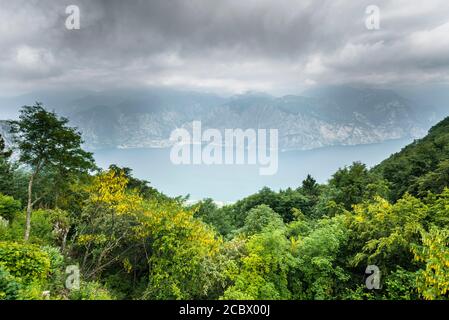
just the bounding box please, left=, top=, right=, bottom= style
left=374, top=117, right=449, bottom=201
left=1, top=104, right=449, bottom=300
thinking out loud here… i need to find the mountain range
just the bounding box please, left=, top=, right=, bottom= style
left=0, top=86, right=448, bottom=151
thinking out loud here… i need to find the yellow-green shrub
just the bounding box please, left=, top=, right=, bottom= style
left=0, top=241, right=51, bottom=283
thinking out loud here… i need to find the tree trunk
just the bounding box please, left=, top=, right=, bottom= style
left=24, top=173, right=34, bottom=241
left=61, top=229, right=68, bottom=253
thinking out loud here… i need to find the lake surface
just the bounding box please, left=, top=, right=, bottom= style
left=93, top=138, right=412, bottom=202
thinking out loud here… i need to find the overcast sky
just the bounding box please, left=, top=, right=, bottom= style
left=1, top=0, right=449, bottom=96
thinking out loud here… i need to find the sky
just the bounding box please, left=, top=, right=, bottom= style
left=1, top=0, right=449, bottom=96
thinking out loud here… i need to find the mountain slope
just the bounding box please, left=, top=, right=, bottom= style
left=373, top=116, right=449, bottom=201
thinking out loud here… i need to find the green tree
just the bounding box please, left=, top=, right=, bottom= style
left=229, top=186, right=309, bottom=225
left=241, top=204, right=284, bottom=236
left=9, top=103, right=95, bottom=241
left=298, top=174, right=321, bottom=218
left=108, top=164, right=166, bottom=200
left=193, top=198, right=234, bottom=236
left=413, top=226, right=449, bottom=300
left=222, top=229, right=295, bottom=300
left=300, top=174, right=320, bottom=198
left=416, top=160, right=449, bottom=197
left=346, top=194, right=427, bottom=273
left=290, top=215, right=349, bottom=299
left=74, top=170, right=143, bottom=280
left=328, top=162, right=389, bottom=210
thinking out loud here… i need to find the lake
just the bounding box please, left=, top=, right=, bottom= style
left=93, top=138, right=412, bottom=203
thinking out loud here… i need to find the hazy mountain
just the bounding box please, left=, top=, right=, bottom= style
left=0, top=120, right=13, bottom=152
left=396, top=85, right=449, bottom=124
left=0, top=86, right=447, bottom=151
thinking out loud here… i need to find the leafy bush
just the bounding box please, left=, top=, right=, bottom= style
left=0, top=241, right=51, bottom=283
left=2, top=209, right=63, bottom=245
left=0, top=194, right=21, bottom=222
left=17, top=281, right=47, bottom=300
left=68, top=281, right=113, bottom=300
left=0, top=266, right=21, bottom=300
left=41, top=246, right=65, bottom=273
left=383, top=267, right=419, bottom=300
left=27, top=210, right=58, bottom=245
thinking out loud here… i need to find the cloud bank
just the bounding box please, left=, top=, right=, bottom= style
left=0, top=0, right=449, bottom=95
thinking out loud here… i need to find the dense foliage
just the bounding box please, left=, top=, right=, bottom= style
left=1, top=103, right=449, bottom=300
left=374, top=117, right=449, bottom=201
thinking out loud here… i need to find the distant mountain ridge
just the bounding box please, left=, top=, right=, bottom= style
left=0, top=120, right=12, bottom=148
left=0, top=86, right=447, bottom=151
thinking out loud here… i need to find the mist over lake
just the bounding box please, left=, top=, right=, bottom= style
left=93, top=138, right=412, bottom=203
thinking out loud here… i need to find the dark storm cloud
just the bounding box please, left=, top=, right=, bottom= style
left=0, top=0, right=449, bottom=95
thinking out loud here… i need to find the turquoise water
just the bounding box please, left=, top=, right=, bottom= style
left=93, top=138, right=412, bottom=202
